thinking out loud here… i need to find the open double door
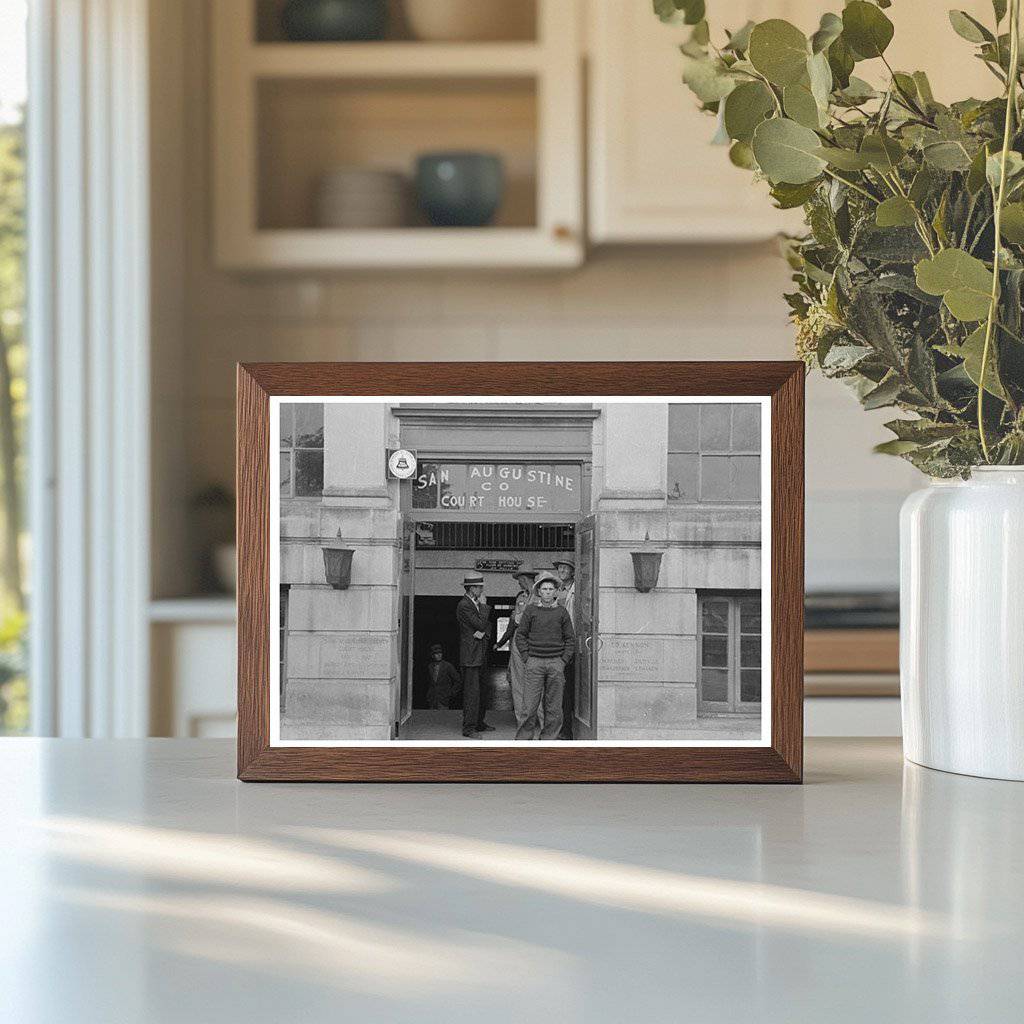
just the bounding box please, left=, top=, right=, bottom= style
left=396, top=514, right=599, bottom=738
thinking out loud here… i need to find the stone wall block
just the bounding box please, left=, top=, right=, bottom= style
left=287, top=632, right=394, bottom=679
left=288, top=586, right=396, bottom=632
left=597, top=511, right=669, bottom=543
left=598, top=590, right=696, bottom=635
left=598, top=635, right=696, bottom=684
left=599, top=682, right=698, bottom=729
left=282, top=679, right=393, bottom=724
left=677, top=547, right=760, bottom=590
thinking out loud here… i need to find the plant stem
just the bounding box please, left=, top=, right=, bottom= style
left=821, top=167, right=879, bottom=203
left=979, top=0, right=1021, bottom=463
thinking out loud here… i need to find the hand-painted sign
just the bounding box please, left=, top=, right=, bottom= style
left=475, top=558, right=523, bottom=572
left=412, top=463, right=582, bottom=513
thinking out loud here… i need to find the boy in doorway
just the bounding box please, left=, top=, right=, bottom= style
left=514, top=571, right=575, bottom=740
left=425, top=642, right=461, bottom=710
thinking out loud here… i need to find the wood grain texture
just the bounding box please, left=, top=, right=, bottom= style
left=236, top=361, right=805, bottom=783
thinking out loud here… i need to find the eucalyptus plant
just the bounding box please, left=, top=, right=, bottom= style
left=658, top=0, right=1024, bottom=475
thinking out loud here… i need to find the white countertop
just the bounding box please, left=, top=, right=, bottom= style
left=2, top=738, right=1021, bottom=1023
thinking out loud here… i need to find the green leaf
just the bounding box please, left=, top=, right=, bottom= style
left=827, top=35, right=855, bottom=89
left=915, top=249, right=994, bottom=321
left=912, top=71, right=935, bottom=105
left=993, top=1, right=1008, bottom=24
left=752, top=117, right=827, bottom=184
left=810, top=12, right=843, bottom=54
left=654, top=0, right=705, bottom=25
left=932, top=190, right=950, bottom=247
left=783, top=83, right=822, bottom=129
left=860, top=133, right=905, bottom=173
left=836, top=75, right=877, bottom=104
left=807, top=51, right=833, bottom=110
left=814, top=145, right=872, bottom=170
left=842, top=1, right=894, bottom=60
left=748, top=19, right=810, bottom=87
left=689, top=20, right=710, bottom=46
left=948, top=10, right=993, bottom=44
left=909, top=165, right=936, bottom=205
left=862, top=375, right=902, bottom=409
left=1000, top=202, right=1024, bottom=242
left=723, top=81, right=775, bottom=143
left=986, top=150, right=1024, bottom=190
left=724, top=20, right=755, bottom=53
left=681, top=55, right=737, bottom=103
left=874, top=439, right=922, bottom=456
left=770, top=179, right=820, bottom=209
left=875, top=196, right=918, bottom=228
left=728, top=140, right=758, bottom=169
left=923, top=141, right=973, bottom=171
left=885, top=418, right=963, bottom=443
left=967, top=142, right=993, bottom=193
left=958, top=324, right=1007, bottom=398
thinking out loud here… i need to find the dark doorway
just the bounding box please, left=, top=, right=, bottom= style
left=412, top=594, right=518, bottom=711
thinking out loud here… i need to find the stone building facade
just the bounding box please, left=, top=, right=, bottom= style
left=277, top=399, right=763, bottom=742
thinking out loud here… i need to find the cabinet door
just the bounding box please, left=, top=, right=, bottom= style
left=589, top=1, right=814, bottom=243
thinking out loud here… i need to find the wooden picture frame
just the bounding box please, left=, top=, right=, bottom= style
left=237, top=362, right=804, bottom=782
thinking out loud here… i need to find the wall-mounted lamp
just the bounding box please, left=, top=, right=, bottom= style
left=630, top=532, right=665, bottom=593
left=323, top=530, right=355, bottom=590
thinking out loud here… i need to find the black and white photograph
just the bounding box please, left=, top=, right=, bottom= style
left=271, top=396, right=770, bottom=746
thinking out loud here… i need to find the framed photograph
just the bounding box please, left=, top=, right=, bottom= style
left=237, top=362, right=804, bottom=782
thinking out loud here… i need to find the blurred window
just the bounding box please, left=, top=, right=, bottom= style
left=0, top=1, right=28, bottom=735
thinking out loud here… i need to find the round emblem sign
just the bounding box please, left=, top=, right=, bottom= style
left=388, top=449, right=418, bottom=479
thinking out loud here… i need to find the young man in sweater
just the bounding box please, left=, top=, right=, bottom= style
left=514, top=571, right=575, bottom=740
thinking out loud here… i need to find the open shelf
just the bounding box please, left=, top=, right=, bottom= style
left=254, top=0, right=538, bottom=45
left=213, top=0, right=581, bottom=268
left=257, top=76, right=537, bottom=232
left=248, top=41, right=544, bottom=78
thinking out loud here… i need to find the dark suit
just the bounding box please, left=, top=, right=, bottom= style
left=457, top=594, right=491, bottom=733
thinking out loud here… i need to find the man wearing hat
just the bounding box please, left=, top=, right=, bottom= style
left=424, top=642, right=461, bottom=710
left=456, top=573, right=493, bottom=737
left=494, top=566, right=539, bottom=727
left=553, top=556, right=577, bottom=740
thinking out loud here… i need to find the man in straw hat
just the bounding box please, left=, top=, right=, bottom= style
left=553, top=555, right=577, bottom=740
left=494, top=565, right=539, bottom=728
left=456, top=572, right=493, bottom=738
left=514, top=570, right=575, bottom=740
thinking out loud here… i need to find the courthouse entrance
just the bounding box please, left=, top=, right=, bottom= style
left=391, top=403, right=600, bottom=740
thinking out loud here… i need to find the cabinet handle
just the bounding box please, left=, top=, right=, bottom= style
left=553, top=223, right=574, bottom=241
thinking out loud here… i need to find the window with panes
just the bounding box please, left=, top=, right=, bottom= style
left=280, top=403, right=324, bottom=497
left=667, top=403, right=760, bottom=502
left=698, top=592, right=761, bottom=712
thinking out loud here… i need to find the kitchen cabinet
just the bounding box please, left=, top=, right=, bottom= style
left=587, top=0, right=999, bottom=244
left=212, top=0, right=583, bottom=269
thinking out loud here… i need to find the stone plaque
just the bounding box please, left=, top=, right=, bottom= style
left=288, top=632, right=393, bottom=680
left=599, top=635, right=695, bottom=683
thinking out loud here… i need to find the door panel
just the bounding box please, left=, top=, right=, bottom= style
left=573, top=515, right=598, bottom=739
left=399, top=520, right=416, bottom=728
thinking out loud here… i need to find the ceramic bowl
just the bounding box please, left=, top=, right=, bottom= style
left=280, top=0, right=388, bottom=42
left=403, top=0, right=534, bottom=42
left=415, top=152, right=505, bottom=228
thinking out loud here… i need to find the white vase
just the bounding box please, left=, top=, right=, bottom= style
left=900, top=467, right=1024, bottom=780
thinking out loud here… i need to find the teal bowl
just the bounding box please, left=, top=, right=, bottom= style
left=280, top=0, right=388, bottom=42
left=415, top=152, right=505, bottom=228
